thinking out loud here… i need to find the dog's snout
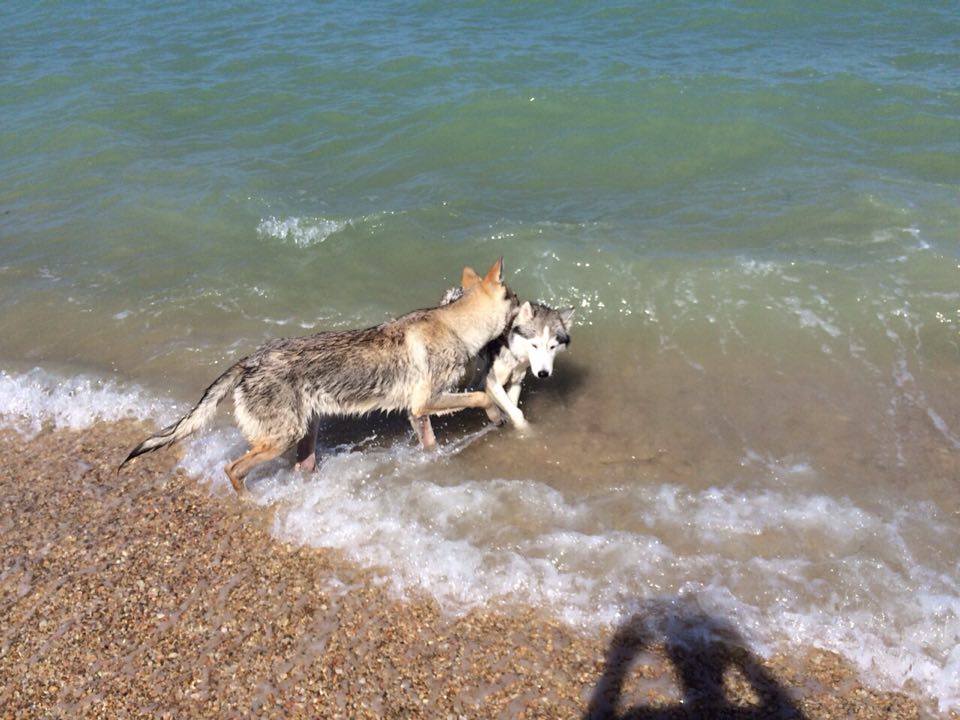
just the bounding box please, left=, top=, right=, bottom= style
left=537, top=370, right=549, bottom=378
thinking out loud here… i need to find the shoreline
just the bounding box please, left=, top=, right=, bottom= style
left=0, top=421, right=947, bottom=719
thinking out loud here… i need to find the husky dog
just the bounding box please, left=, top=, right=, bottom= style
left=120, top=258, right=514, bottom=492
left=442, top=288, right=573, bottom=430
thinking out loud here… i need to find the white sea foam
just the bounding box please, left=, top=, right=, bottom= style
left=0, top=368, right=179, bottom=437
left=783, top=296, right=843, bottom=338
left=1, top=367, right=958, bottom=712
left=256, top=215, right=347, bottom=247
left=174, top=422, right=960, bottom=711
left=736, top=258, right=780, bottom=276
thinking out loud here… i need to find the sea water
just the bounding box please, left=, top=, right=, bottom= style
left=2, top=1, right=959, bottom=711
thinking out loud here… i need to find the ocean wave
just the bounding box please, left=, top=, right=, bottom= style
left=0, top=367, right=179, bottom=437
left=256, top=215, right=347, bottom=247
left=177, top=422, right=960, bottom=713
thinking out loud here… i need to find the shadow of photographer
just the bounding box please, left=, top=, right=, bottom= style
left=586, top=600, right=805, bottom=719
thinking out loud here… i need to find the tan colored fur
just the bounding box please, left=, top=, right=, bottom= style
left=121, top=259, right=515, bottom=492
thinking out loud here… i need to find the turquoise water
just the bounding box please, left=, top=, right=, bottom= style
left=2, top=1, right=960, bottom=711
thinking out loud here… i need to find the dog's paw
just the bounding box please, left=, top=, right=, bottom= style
left=513, top=417, right=533, bottom=435
left=294, top=456, right=317, bottom=473
left=485, top=406, right=507, bottom=426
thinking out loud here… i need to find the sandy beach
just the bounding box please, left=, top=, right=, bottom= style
left=0, top=420, right=946, bottom=719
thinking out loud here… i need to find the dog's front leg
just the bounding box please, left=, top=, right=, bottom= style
left=295, top=415, right=320, bottom=472
left=409, top=387, right=491, bottom=450
left=506, top=380, right=523, bottom=408
left=408, top=411, right=437, bottom=449
left=484, top=377, right=529, bottom=430
left=483, top=397, right=507, bottom=426
left=415, top=391, right=493, bottom=416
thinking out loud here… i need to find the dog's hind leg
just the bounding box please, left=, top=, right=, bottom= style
left=224, top=440, right=284, bottom=493
left=295, top=415, right=320, bottom=472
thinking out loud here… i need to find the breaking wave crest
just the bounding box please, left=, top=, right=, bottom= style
left=0, top=368, right=179, bottom=437
left=256, top=215, right=347, bottom=246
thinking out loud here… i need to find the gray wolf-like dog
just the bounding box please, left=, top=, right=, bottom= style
left=441, top=287, right=573, bottom=430
left=120, top=258, right=515, bottom=492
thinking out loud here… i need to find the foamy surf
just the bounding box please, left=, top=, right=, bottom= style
left=172, top=393, right=960, bottom=713
left=0, top=368, right=180, bottom=438
left=256, top=215, right=347, bottom=246
left=1, top=366, right=958, bottom=713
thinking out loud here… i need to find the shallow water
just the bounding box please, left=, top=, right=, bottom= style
left=2, top=0, right=959, bottom=711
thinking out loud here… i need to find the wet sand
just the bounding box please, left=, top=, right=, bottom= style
left=0, top=421, right=948, bottom=719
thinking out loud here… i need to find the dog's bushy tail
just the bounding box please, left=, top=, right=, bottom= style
left=118, top=363, right=244, bottom=472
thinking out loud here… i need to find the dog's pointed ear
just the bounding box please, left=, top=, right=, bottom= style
left=483, top=256, right=504, bottom=285
left=559, top=307, right=575, bottom=326
left=461, top=266, right=481, bottom=289
left=515, top=301, right=534, bottom=323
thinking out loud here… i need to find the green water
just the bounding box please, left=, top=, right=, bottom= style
left=2, top=1, right=960, bottom=710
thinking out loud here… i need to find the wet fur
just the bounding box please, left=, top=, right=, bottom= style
left=441, top=289, right=573, bottom=429
left=120, top=260, right=514, bottom=491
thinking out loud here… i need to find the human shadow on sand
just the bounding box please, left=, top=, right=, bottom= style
left=585, top=601, right=805, bottom=720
